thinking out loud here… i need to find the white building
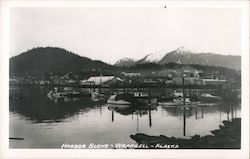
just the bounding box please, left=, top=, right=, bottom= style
left=87, top=76, right=123, bottom=85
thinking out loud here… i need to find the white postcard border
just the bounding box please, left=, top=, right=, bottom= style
left=0, top=1, right=249, bottom=159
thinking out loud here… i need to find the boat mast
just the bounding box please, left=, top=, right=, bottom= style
left=182, top=76, right=186, bottom=105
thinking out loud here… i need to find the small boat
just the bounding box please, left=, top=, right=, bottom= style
left=173, top=91, right=191, bottom=104
left=158, top=100, right=193, bottom=106
left=47, top=87, right=90, bottom=99
left=158, top=94, right=200, bottom=106
left=173, top=97, right=191, bottom=104
left=199, top=93, right=222, bottom=102
left=47, top=89, right=66, bottom=98
left=91, top=92, right=105, bottom=102
left=158, top=90, right=192, bottom=106
left=133, top=92, right=159, bottom=105
left=107, top=95, right=132, bottom=105
left=173, top=92, right=183, bottom=98
left=134, top=92, right=149, bottom=98
left=197, top=102, right=218, bottom=106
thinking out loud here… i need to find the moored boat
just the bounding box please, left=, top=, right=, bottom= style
left=107, top=94, right=132, bottom=105
left=47, top=88, right=66, bottom=98
left=158, top=91, right=192, bottom=106
left=91, top=91, right=105, bottom=102
left=199, top=93, right=222, bottom=102
left=47, top=87, right=90, bottom=99
left=158, top=97, right=192, bottom=106
left=134, top=92, right=149, bottom=98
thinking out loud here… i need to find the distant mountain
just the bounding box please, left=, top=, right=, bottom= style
left=10, top=46, right=241, bottom=78
left=10, top=47, right=113, bottom=76
left=136, top=52, right=164, bottom=64
left=114, top=57, right=136, bottom=67
left=159, top=47, right=241, bottom=70
left=130, top=47, right=240, bottom=70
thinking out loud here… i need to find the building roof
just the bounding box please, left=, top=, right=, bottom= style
left=87, top=76, right=115, bottom=84
left=115, top=77, right=123, bottom=81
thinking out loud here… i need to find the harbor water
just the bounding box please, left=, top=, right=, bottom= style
left=9, top=87, right=241, bottom=148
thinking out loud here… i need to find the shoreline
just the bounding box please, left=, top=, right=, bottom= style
left=131, top=118, right=241, bottom=149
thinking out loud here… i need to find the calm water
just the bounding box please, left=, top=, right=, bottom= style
left=9, top=87, right=241, bottom=148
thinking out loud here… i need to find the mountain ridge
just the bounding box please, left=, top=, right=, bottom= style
left=159, top=49, right=241, bottom=70
left=10, top=46, right=241, bottom=78
left=115, top=47, right=241, bottom=70
left=114, top=57, right=136, bottom=67
left=9, top=47, right=113, bottom=76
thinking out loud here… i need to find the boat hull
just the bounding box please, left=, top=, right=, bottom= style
left=198, top=94, right=222, bottom=103
left=47, top=90, right=90, bottom=99
left=107, top=104, right=131, bottom=109
left=107, top=99, right=131, bottom=105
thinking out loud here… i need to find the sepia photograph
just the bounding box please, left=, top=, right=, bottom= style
left=0, top=0, right=249, bottom=158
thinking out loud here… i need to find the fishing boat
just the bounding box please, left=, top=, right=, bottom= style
left=134, top=92, right=149, bottom=98
left=47, top=87, right=90, bottom=99
left=107, top=94, right=132, bottom=105
left=91, top=91, right=105, bottom=102
left=47, top=88, right=66, bottom=98
left=133, top=91, right=158, bottom=105
left=158, top=91, right=193, bottom=106
left=107, top=93, right=139, bottom=105
left=173, top=97, right=191, bottom=104
left=158, top=97, right=192, bottom=106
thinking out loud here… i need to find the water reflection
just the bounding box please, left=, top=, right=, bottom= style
left=107, top=105, right=155, bottom=130
left=9, top=87, right=241, bottom=148
left=108, top=105, right=135, bottom=116
left=161, top=103, right=240, bottom=137
left=108, top=102, right=240, bottom=137
left=9, top=87, right=100, bottom=123
left=10, top=87, right=240, bottom=126
left=149, top=109, right=152, bottom=127
left=183, top=107, right=186, bottom=136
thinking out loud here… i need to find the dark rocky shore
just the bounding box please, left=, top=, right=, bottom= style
left=130, top=118, right=241, bottom=149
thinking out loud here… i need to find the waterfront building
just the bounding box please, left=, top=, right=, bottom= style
left=87, top=76, right=123, bottom=85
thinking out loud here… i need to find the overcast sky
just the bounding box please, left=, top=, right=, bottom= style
left=10, top=7, right=241, bottom=64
